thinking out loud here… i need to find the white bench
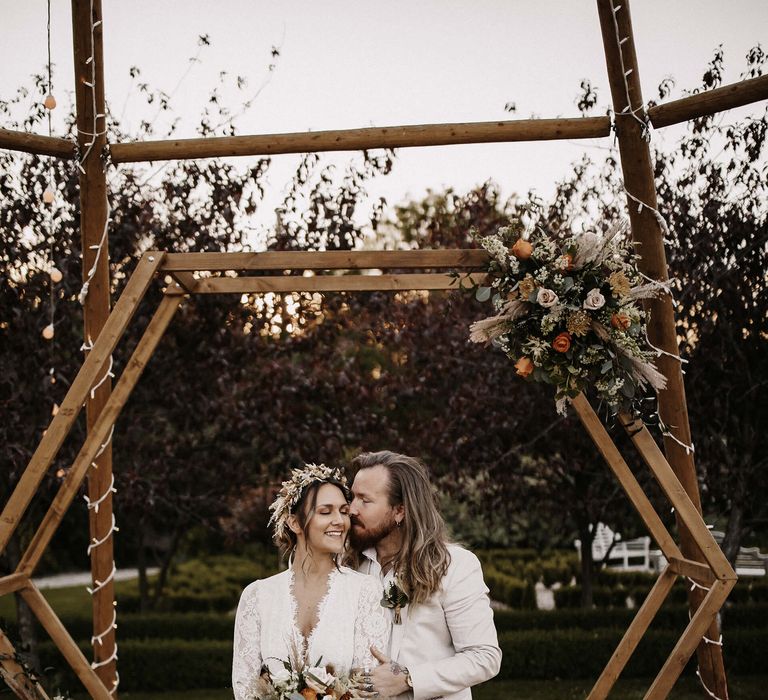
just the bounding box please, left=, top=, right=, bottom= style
left=574, top=523, right=652, bottom=571
left=649, top=529, right=768, bottom=576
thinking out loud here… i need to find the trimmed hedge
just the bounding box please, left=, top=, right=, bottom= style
left=484, top=569, right=537, bottom=609
left=497, top=628, right=767, bottom=680
left=38, top=628, right=768, bottom=692
left=116, top=554, right=280, bottom=613
left=493, top=603, right=768, bottom=633
left=39, top=639, right=232, bottom=692
left=555, top=578, right=768, bottom=609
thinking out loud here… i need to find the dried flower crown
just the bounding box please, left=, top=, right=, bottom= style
left=268, top=463, right=348, bottom=541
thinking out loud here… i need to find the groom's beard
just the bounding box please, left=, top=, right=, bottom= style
left=349, top=513, right=398, bottom=550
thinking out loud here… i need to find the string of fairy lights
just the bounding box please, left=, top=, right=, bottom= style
left=609, top=2, right=723, bottom=698
left=39, top=0, right=120, bottom=693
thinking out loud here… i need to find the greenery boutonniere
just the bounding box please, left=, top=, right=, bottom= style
left=381, top=580, right=409, bottom=624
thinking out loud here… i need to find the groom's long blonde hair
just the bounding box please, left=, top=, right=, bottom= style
left=351, top=450, right=451, bottom=605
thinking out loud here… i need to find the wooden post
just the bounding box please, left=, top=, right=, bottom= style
left=595, top=0, right=729, bottom=696
left=71, top=0, right=116, bottom=692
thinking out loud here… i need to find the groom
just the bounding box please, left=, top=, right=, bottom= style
left=348, top=450, right=501, bottom=699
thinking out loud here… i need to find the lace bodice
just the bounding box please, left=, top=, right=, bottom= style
left=233, top=566, right=390, bottom=700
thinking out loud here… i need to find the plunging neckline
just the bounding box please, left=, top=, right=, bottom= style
left=288, top=567, right=339, bottom=656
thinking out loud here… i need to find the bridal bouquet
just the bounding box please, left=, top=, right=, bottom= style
left=254, top=656, right=364, bottom=700
left=469, top=218, right=666, bottom=414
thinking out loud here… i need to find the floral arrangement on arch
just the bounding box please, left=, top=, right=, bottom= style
left=469, top=218, right=667, bottom=414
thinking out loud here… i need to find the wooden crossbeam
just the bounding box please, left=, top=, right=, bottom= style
left=0, top=127, right=76, bottom=159
left=18, top=292, right=184, bottom=575
left=648, top=74, right=768, bottom=129
left=0, top=572, right=29, bottom=597
left=0, top=252, right=163, bottom=555
left=192, top=273, right=486, bottom=294
left=161, top=249, right=490, bottom=271
left=668, top=557, right=716, bottom=586
left=587, top=566, right=678, bottom=699
left=109, top=116, right=611, bottom=163
left=19, top=584, right=111, bottom=700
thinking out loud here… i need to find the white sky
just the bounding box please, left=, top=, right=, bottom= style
left=3, top=1, right=767, bottom=241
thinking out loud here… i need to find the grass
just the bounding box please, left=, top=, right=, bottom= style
left=0, top=583, right=92, bottom=620
left=68, top=677, right=768, bottom=700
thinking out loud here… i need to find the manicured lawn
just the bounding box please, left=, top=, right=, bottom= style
left=69, top=676, right=767, bottom=699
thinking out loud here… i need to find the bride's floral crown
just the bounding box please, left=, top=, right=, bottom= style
left=268, top=463, right=348, bottom=541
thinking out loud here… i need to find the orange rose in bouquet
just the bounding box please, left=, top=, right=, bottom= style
left=552, top=332, right=572, bottom=353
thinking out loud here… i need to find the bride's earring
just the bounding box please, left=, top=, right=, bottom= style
left=288, top=545, right=297, bottom=568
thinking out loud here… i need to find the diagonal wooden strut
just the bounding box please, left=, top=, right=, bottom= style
left=587, top=566, right=677, bottom=699
left=570, top=394, right=683, bottom=561
left=0, top=252, right=164, bottom=555
left=18, top=292, right=184, bottom=576
left=571, top=392, right=736, bottom=699
left=618, top=413, right=734, bottom=579
left=0, top=625, right=49, bottom=700
left=20, top=584, right=111, bottom=700
left=645, top=579, right=735, bottom=700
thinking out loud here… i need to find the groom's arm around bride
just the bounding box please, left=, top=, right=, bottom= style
left=350, top=451, right=501, bottom=700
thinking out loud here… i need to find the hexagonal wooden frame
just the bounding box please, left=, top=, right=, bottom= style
left=0, top=249, right=736, bottom=699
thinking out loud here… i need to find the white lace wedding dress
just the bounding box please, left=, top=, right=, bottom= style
left=232, top=566, right=391, bottom=700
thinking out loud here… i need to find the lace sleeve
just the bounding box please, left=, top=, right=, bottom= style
left=352, top=576, right=391, bottom=669
left=232, top=581, right=262, bottom=700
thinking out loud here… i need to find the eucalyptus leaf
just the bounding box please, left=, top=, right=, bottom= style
left=475, top=286, right=491, bottom=302
left=600, top=360, right=613, bottom=374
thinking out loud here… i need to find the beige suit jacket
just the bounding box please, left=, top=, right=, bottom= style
left=360, top=543, right=501, bottom=700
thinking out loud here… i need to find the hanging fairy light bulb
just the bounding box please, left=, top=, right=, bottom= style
left=43, top=93, right=57, bottom=110
left=42, top=323, right=55, bottom=340
left=50, top=267, right=63, bottom=283
left=43, top=187, right=55, bottom=204
left=52, top=402, right=59, bottom=416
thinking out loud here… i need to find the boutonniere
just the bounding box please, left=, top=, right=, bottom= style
left=381, top=580, right=409, bottom=624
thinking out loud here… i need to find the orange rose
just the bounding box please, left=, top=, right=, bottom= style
left=300, top=689, right=318, bottom=700
left=514, top=357, right=534, bottom=377
left=510, top=238, right=533, bottom=259
left=611, top=313, right=631, bottom=330
left=552, top=332, right=572, bottom=353
left=561, top=253, right=574, bottom=271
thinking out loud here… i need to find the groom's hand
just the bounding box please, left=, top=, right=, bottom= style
left=370, top=646, right=411, bottom=697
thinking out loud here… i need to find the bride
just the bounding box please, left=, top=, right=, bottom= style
left=232, top=463, right=390, bottom=699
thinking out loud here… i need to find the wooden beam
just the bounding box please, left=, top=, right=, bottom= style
left=645, top=579, right=736, bottom=700
left=0, top=128, right=76, bottom=159
left=587, top=566, right=677, bottom=699
left=668, top=557, right=717, bottom=587
left=0, top=572, right=29, bottom=597
left=19, top=293, right=183, bottom=575
left=0, top=252, right=163, bottom=555
left=71, top=0, right=116, bottom=687
left=161, top=249, right=490, bottom=272
left=649, top=74, right=768, bottom=129
left=193, top=273, right=486, bottom=294
left=619, top=414, right=736, bottom=581
left=0, top=627, right=50, bottom=700
left=168, top=270, right=198, bottom=293
left=109, top=116, right=611, bottom=163
left=570, top=394, right=684, bottom=561
left=596, top=1, right=729, bottom=694
left=19, top=584, right=111, bottom=700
